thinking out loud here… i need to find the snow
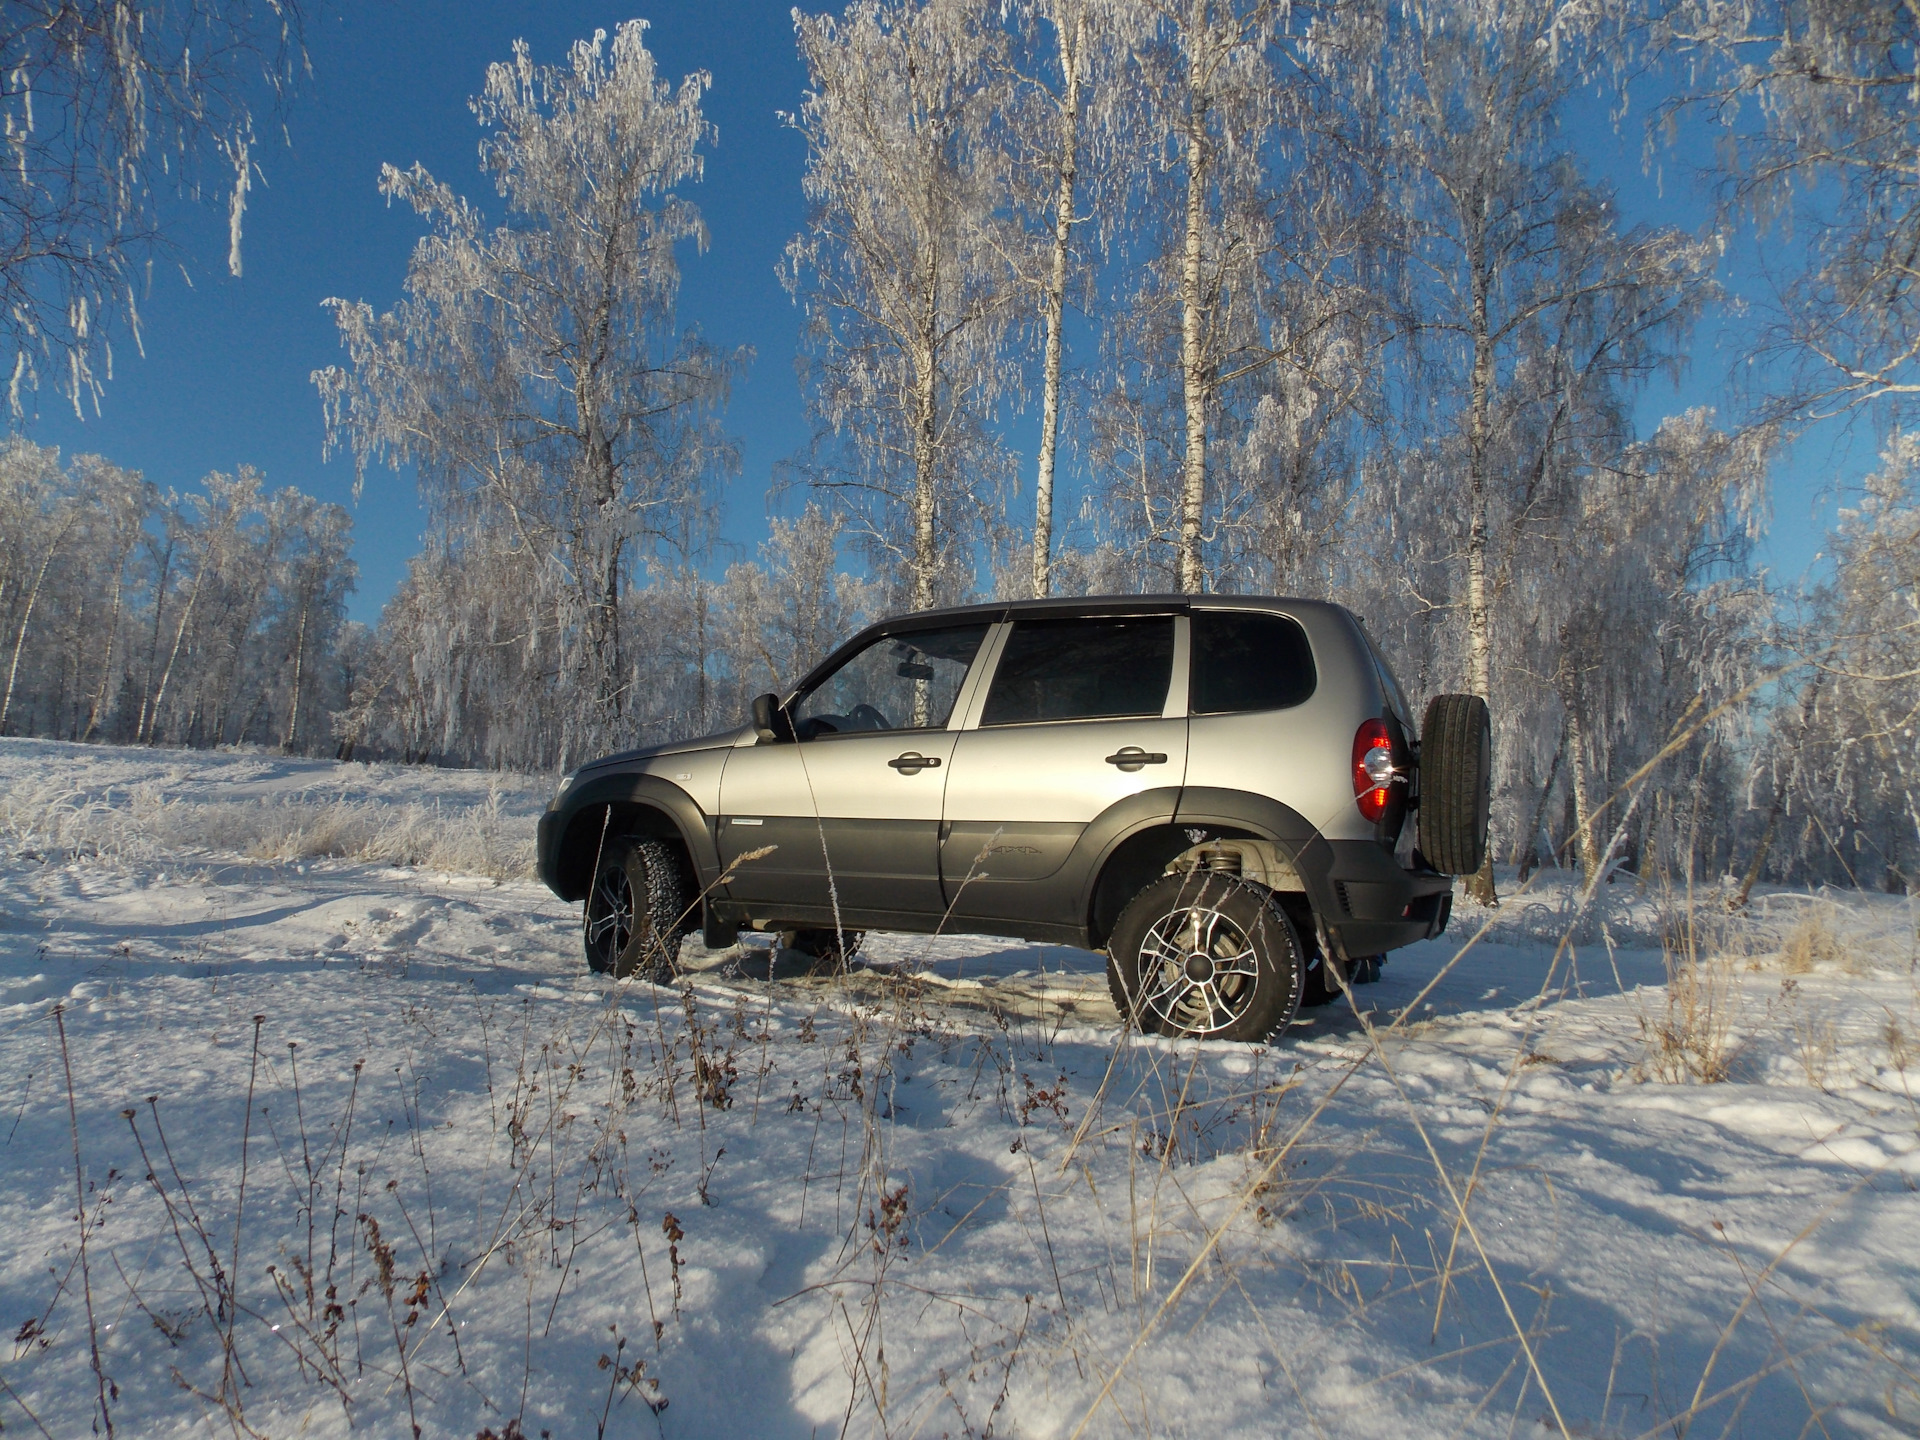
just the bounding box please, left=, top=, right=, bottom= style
left=1, top=737, right=1916, bottom=1438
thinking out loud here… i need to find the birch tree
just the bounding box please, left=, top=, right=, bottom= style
left=1134, top=0, right=1291, bottom=593
left=1388, top=0, right=1714, bottom=707
left=785, top=0, right=1023, bottom=611
left=1660, top=0, right=1920, bottom=421
left=316, top=23, right=740, bottom=768
left=1542, top=412, right=1770, bottom=884
left=1091, top=0, right=1381, bottom=593
left=718, top=504, right=881, bottom=696
left=269, top=494, right=356, bottom=753
left=1780, top=434, right=1920, bottom=888
left=0, top=441, right=353, bottom=750
left=1003, top=0, right=1137, bottom=596
left=0, top=442, right=80, bottom=732
left=1, top=1, right=306, bottom=414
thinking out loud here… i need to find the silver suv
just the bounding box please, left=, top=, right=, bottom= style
left=537, top=596, right=1490, bottom=1042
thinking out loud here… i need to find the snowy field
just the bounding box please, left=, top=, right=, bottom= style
left=0, top=738, right=1916, bottom=1439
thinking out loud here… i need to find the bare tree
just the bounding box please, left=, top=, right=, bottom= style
left=0, top=440, right=354, bottom=750
left=1091, top=0, right=1382, bottom=593
left=784, top=0, right=1023, bottom=611
left=0, top=1, right=306, bottom=414
left=1660, top=0, right=1920, bottom=421
left=718, top=504, right=881, bottom=696
left=1134, top=0, right=1293, bottom=593
left=1388, top=0, right=1714, bottom=704
left=1779, top=432, right=1920, bottom=889
left=315, top=23, right=740, bottom=769
left=0, top=442, right=79, bottom=731
left=1003, top=0, right=1136, bottom=597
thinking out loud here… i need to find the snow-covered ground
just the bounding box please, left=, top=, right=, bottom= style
left=0, top=737, right=1915, bottom=1439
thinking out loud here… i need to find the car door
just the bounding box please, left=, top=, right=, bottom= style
left=717, top=622, right=991, bottom=922
left=939, top=612, right=1188, bottom=925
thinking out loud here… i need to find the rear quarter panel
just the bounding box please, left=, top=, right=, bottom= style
left=1180, top=602, right=1386, bottom=844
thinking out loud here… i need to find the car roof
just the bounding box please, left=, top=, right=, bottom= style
left=876, top=593, right=1353, bottom=628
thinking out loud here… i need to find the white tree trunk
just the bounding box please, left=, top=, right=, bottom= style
left=282, top=582, right=311, bottom=753
left=143, top=565, right=210, bottom=746
left=1465, top=234, right=1494, bottom=702
left=912, top=247, right=941, bottom=614
left=1567, top=705, right=1599, bottom=888
left=0, top=509, right=78, bottom=736
left=1032, top=8, right=1084, bottom=600
left=1177, top=28, right=1211, bottom=596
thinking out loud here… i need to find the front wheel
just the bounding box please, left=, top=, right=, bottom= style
left=1106, top=873, right=1305, bottom=1042
left=584, top=836, right=688, bottom=981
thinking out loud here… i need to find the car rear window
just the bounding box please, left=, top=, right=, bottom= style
left=1190, top=611, right=1317, bottom=714
left=981, top=616, right=1174, bottom=725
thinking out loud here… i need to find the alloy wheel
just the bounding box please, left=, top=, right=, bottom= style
left=587, top=865, right=635, bottom=966
left=1135, top=902, right=1261, bottom=1037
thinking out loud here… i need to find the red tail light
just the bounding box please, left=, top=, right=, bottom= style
left=1353, top=719, right=1394, bottom=823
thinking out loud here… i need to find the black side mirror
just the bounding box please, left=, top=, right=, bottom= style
left=750, top=693, right=789, bottom=743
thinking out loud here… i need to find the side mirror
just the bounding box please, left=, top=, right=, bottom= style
left=750, top=693, right=788, bottom=743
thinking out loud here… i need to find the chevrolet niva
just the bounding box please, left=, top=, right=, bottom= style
left=536, top=595, right=1490, bottom=1042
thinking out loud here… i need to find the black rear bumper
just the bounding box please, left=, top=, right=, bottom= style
left=1309, top=840, right=1454, bottom=958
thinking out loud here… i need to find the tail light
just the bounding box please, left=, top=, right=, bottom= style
left=1352, top=719, right=1395, bottom=823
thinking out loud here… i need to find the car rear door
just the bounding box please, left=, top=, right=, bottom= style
left=938, top=611, right=1188, bottom=925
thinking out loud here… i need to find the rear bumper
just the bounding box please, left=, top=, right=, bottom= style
left=1311, top=840, right=1453, bottom=958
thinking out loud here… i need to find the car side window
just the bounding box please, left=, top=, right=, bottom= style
left=1190, top=611, right=1317, bottom=714
left=980, top=616, right=1175, bottom=726
left=793, top=624, right=989, bottom=738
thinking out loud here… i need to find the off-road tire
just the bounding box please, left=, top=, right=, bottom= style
left=584, top=836, right=688, bottom=982
left=1419, top=693, right=1491, bottom=876
left=1105, top=873, right=1305, bottom=1042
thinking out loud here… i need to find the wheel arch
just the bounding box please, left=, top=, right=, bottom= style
left=1085, top=789, right=1339, bottom=948
left=549, top=773, right=718, bottom=904
left=1084, top=822, right=1260, bottom=950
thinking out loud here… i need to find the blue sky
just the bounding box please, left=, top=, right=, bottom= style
left=24, top=1, right=1852, bottom=625
left=30, top=1, right=821, bottom=625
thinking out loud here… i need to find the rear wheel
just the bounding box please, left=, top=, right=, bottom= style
left=584, top=836, right=688, bottom=982
left=1106, top=873, right=1305, bottom=1042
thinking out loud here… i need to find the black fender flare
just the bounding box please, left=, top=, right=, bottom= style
left=1065, top=788, right=1332, bottom=949
left=1055, top=788, right=1189, bottom=948
left=542, top=771, right=722, bottom=902
left=1170, top=787, right=1340, bottom=915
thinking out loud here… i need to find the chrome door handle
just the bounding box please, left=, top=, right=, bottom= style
left=1105, top=747, right=1168, bottom=772
left=888, top=752, right=942, bottom=773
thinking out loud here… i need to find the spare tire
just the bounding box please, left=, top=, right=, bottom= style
left=1419, top=693, right=1491, bottom=875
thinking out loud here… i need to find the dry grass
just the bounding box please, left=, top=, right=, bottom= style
left=1635, top=896, right=1747, bottom=1084
left=0, top=776, right=536, bottom=881
left=1787, top=991, right=1840, bottom=1089
left=1780, top=908, right=1847, bottom=975
left=1638, top=952, right=1742, bottom=1083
